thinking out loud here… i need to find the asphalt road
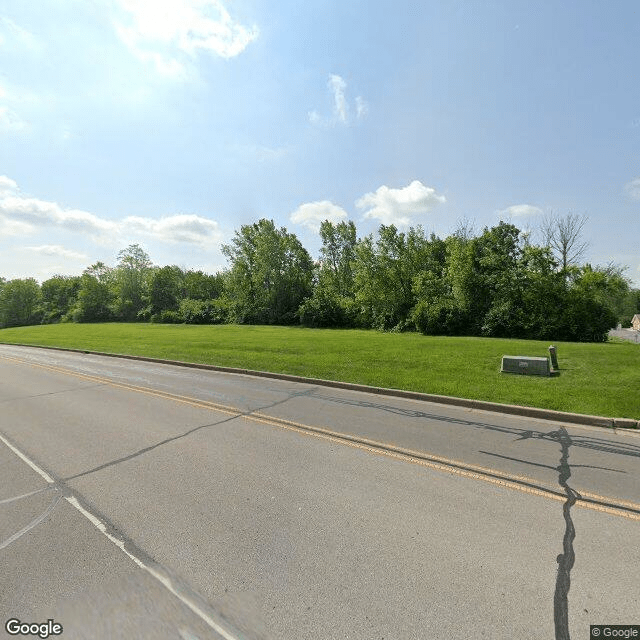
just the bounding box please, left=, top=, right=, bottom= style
left=609, top=328, right=640, bottom=343
left=1, top=344, right=638, bottom=640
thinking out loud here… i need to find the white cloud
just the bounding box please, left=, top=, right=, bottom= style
left=624, top=177, right=640, bottom=200
left=123, top=214, right=222, bottom=246
left=24, top=245, right=88, bottom=260
left=355, top=95, right=368, bottom=119
left=0, top=195, right=118, bottom=238
left=0, top=80, right=39, bottom=135
left=309, top=74, right=367, bottom=127
left=0, top=175, right=18, bottom=196
left=497, top=204, right=543, bottom=218
left=290, top=200, right=348, bottom=232
left=356, top=180, right=446, bottom=226
left=0, top=176, right=222, bottom=247
left=0, top=16, right=40, bottom=52
left=0, top=216, right=31, bottom=236
left=328, top=74, right=347, bottom=124
left=113, top=0, right=258, bottom=77
left=308, top=110, right=323, bottom=126
left=253, top=145, right=288, bottom=162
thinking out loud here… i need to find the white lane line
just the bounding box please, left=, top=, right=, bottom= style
left=0, top=433, right=55, bottom=483
left=0, top=433, right=241, bottom=640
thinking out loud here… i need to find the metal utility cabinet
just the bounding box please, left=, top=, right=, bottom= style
left=501, top=355, right=551, bottom=376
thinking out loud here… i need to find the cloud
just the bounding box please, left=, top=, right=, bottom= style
left=0, top=194, right=118, bottom=238
left=309, top=74, right=367, bottom=127
left=113, top=0, right=258, bottom=77
left=355, top=95, right=368, bottom=119
left=123, top=214, right=222, bottom=246
left=624, top=177, right=640, bottom=200
left=0, top=175, right=18, bottom=196
left=253, top=145, right=288, bottom=162
left=0, top=16, right=40, bottom=52
left=329, top=74, right=348, bottom=123
left=24, top=245, right=88, bottom=260
left=290, top=200, right=348, bottom=232
left=0, top=176, right=222, bottom=246
left=0, top=216, right=31, bottom=237
left=356, top=180, right=446, bottom=226
left=0, top=79, right=41, bottom=135
left=308, top=110, right=323, bottom=126
left=497, top=204, right=543, bottom=218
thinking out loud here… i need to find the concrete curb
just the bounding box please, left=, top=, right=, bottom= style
left=2, top=341, right=638, bottom=430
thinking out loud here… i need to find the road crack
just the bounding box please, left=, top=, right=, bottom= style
left=552, top=427, right=580, bottom=640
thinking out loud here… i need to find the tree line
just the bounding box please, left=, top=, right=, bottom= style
left=1, top=217, right=638, bottom=342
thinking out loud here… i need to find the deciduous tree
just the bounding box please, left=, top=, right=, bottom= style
left=113, top=244, right=153, bottom=321
left=40, top=275, right=81, bottom=323
left=222, top=219, right=313, bottom=324
left=0, top=278, right=42, bottom=328
left=540, top=212, right=589, bottom=272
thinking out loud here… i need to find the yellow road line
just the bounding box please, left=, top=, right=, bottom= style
left=2, top=354, right=640, bottom=521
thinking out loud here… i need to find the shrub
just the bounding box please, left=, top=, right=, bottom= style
left=179, top=298, right=229, bottom=324
left=298, top=293, right=350, bottom=328
left=151, top=310, right=182, bottom=324
left=558, top=294, right=617, bottom=342
left=411, top=300, right=467, bottom=336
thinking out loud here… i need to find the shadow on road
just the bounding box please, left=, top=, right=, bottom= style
left=297, top=389, right=640, bottom=460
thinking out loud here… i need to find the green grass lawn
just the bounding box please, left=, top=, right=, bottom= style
left=1, top=323, right=638, bottom=419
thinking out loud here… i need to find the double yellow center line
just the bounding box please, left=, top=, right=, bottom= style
left=2, top=354, right=639, bottom=521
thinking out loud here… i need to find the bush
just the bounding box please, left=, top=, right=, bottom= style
left=411, top=300, right=467, bottom=336
left=298, top=293, right=350, bottom=328
left=179, top=298, right=229, bottom=324
left=480, top=300, right=527, bottom=338
left=150, top=310, right=182, bottom=324
left=558, top=294, right=617, bottom=342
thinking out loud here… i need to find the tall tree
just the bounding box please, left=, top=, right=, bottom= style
left=517, top=245, right=564, bottom=339
left=352, top=225, right=439, bottom=330
left=183, top=270, right=224, bottom=300
left=222, top=219, right=313, bottom=324
left=412, top=233, right=470, bottom=335
left=568, top=263, right=630, bottom=324
left=113, top=244, right=154, bottom=321
left=0, top=278, right=42, bottom=328
left=84, top=261, right=112, bottom=282
left=40, top=275, right=81, bottom=323
left=298, top=220, right=358, bottom=327
left=540, top=212, right=589, bottom=272
left=72, top=273, right=114, bottom=322
left=318, top=220, right=357, bottom=297
left=475, top=222, right=524, bottom=336
left=0, top=278, right=42, bottom=327
left=149, top=265, right=185, bottom=315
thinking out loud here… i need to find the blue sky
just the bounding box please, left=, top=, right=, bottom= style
left=1, top=0, right=639, bottom=284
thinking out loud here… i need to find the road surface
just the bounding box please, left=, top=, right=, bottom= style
left=608, top=328, right=640, bottom=343
left=1, top=344, right=638, bottom=639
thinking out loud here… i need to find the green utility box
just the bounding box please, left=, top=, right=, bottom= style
left=501, top=355, right=551, bottom=376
